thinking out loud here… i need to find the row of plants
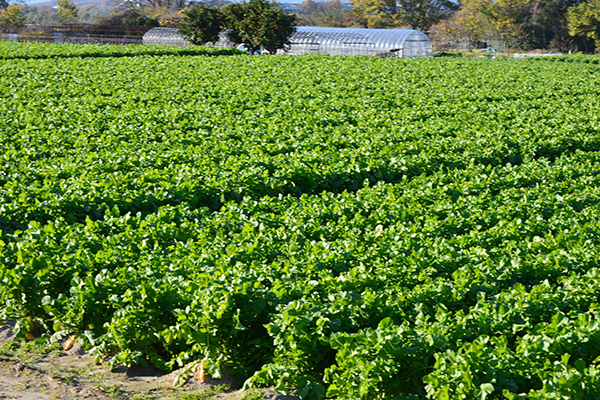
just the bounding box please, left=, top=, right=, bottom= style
left=1, top=44, right=600, bottom=398
left=0, top=40, right=242, bottom=60
left=530, top=54, right=600, bottom=64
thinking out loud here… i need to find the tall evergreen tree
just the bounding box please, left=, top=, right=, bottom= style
left=179, top=4, right=225, bottom=45
left=224, top=0, right=296, bottom=54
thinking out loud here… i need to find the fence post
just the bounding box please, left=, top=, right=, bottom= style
left=53, top=32, right=64, bottom=44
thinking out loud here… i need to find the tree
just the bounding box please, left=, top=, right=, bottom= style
left=0, top=4, right=26, bottom=32
left=351, top=0, right=459, bottom=31
left=429, top=0, right=497, bottom=44
left=481, top=0, right=588, bottom=49
left=430, top=0, right=587, bottom=51
left=540, top=0, right=586, bottom=50
left=57, top=0, right=78, bottom=24
left=298, top=0, right=355, bottom=27
left=568, top=0, right=600, bottom=49
left=351, top=0, right=398, bottom=28
left=178, top=4, right=225, bottom=44
left=398, top=0, right=460, bottom=30
left=223, top=0, right=296, bottom=54
left=111, top=0, right=190, bottom=26
left=101, top=9, right=160, bottom=27
left=567, top=0, right=600, bottom=51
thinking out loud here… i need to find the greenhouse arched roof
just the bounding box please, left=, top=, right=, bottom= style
left=288, top=27, right=432, bottom=57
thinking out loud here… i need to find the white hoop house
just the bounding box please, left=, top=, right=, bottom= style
left=288, top=27, right=433, bottom=57
left=142, top=26, right=433, bottom=58
left=143, top=27, right=191, bottom=47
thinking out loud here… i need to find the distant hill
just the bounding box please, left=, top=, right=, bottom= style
left=23, top=0, right=113, bottom=24
left=25, top=0, right=111, bottom=7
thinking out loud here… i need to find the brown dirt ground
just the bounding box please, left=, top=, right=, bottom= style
left=0, top=321, right=300, bottom=400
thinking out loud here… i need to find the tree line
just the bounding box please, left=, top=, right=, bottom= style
left=295, top=0, right=599, bottom=52
left=1, top=0, right=599, bottom=52
left=428, top=0, right=600, bottom=53
left=178, top=0, right=600, bottom=52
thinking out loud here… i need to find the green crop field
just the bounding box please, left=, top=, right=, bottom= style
left=1, top=41, right=600, bottom=399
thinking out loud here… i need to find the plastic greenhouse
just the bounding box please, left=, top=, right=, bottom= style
left=142, top=26, right=433, bottom=58
left=143, top=27, right=191, bottom=47
left=287, top=27, right=432, bottom=57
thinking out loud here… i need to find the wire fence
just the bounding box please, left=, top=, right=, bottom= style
left=431, top=37, right=513, bottom=57
left=0, top=24, right=157, bottom=46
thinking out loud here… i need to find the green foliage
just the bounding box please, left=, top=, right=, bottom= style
left=127, top=15, right=160, bottom=27
left=56, top=0, right=78, bottom=24
left=178, top=385, right=233, bottom=399
left=431, top=0, right=594, bottom=53
left=98, top=9, right=158, bottom=27
left=0, top=41, right=242, bottom=59
left=324, top=318, right=431, bottom=399
left=351, top=0, right=458, bottom=30
left=0, top=4, right=26, bottom=32
left=567, top=0, right=600, bottom=53
left=3, top=44, right=600, bottom=398
left=177, top=0, right=297, bottom=53
left=97, top=384, right=124, bottom=398
left=240, top=391, right=265, bottom=400
left=130, top=395, right=159, bottom=400
left=224, top=0, right=296, bottom=54
left=298, top=0, right=355, bottom=27
left=0, top=338, right=63, bottom=365
left=0, top=340, right=19, bottom=353
left=529, top=54, right=600, bottom=62
left=179, top=5, right=226, bottom=45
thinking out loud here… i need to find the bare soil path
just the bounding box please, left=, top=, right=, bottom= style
left=0, top=322, right=299, bottom=400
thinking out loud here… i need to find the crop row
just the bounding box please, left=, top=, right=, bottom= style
left=1, top=44, right=600, bottom=398
left=0, top=41, right=241, bottom=60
